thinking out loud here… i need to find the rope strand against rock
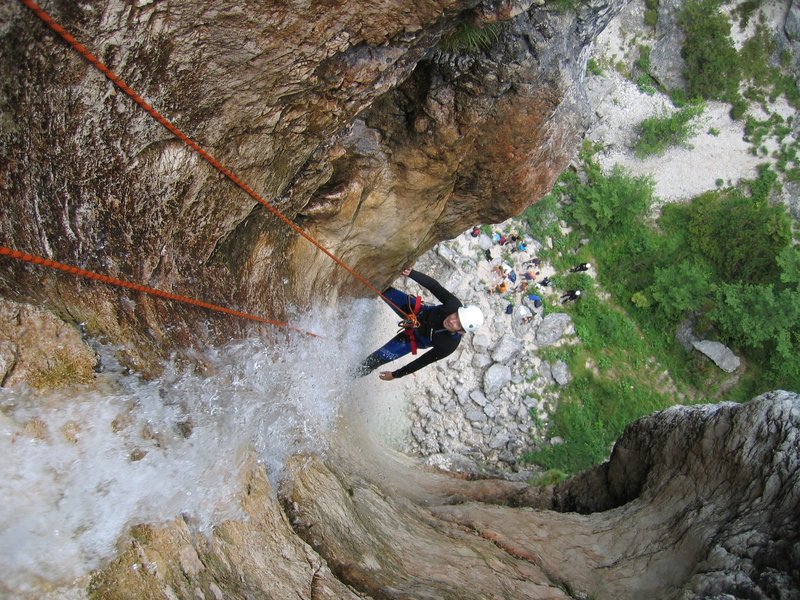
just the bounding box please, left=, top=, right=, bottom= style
left=17, top=0, right=408, bottom=318
left=0, top=245, right=318, bottom=337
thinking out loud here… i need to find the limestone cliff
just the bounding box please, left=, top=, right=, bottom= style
left=4, top=1, right=799, bottom=599
left=1, top=0, right=601, bottom=371
left=83, top=391, right=800, bottom=599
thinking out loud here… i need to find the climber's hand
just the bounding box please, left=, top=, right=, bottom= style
left=379, top=371, right=395, bottom=381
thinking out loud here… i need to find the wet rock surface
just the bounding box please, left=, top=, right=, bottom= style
left=3, top=1, right=799, bottom=599
left=1, top=0, right=603, bottom=372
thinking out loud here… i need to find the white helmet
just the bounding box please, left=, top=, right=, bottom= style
left=458, top=305, right=484, bottom=332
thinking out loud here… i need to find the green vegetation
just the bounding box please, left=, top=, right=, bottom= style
left=521, top=145, right=798, bottom=474
left=679, top=0, right=740, bottom=103
left=635, top=45, right=657, bottom=95
left=439, top=22, right=499, bottom=53
left=586, top=58, right=603, bottom=76
left=644, top=0, right=659, bottom=28
left=528, top=469, right=569, bottom=486
left=677, top=0, right=799, bottom=115
left=633, top=102, right=705, bottom=157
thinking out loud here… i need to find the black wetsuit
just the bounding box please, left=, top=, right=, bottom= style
left=358, top=270, right=463, bottom=378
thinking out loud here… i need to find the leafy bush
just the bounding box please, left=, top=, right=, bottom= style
left=521, top=191, right=560, bottom=241
left=633, top=102, right=705, bottom=157
left=648, top=260, right=715, bottom=324
left=679, top=0, right=740, bottom=102
left=682, top=190, right=790, bottom=285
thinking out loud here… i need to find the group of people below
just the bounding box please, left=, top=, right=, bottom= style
left=355, top=230, right=593, bottom=381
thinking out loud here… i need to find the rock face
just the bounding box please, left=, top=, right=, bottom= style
left=87, top=391, right=799, bottom=599
left=4, top=1, right=799, bottom=599
left=1, top=0, right=604, bottom=371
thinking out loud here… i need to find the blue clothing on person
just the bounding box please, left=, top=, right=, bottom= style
left=528, top=293, right=543, bottom=308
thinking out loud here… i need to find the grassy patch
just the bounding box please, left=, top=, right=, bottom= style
left=27, top=350, right=95, bottom=390
left=439, top=22, right=499, bottom=53
left=517, top=147, right=798, bottom=474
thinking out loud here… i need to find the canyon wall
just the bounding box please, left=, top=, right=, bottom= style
left=1, top=0, right=603, bottom=372
left=4, top=1, right=798, bottom=599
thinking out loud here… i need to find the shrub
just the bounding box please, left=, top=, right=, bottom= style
left=521, top=191, right=560, bottom=241
left=637, top=74, right=657, bottom=95
left=648, top=260, right=715, bottom=324
left=644, top=6, right=659, bottom=29
left=562, top=161, right=655, bottom=234
left=683, top=177, right=791, bottom=285
left=633, top=102, right=705, bottom=157
left=679, top=0, right=740, bottom=102
left=587, top=57, right=603, bottom=76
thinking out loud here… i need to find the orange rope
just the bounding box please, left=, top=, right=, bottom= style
left=17, top=0, right=408, bottom=317
left=0, top=245, right=318, bottom=337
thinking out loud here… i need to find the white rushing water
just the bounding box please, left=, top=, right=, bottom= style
left=0, top=300, right=378, bottom=596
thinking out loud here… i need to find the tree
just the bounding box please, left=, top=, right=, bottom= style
left=685, top=189, right=792, bottom=285
left=712, top=283, right=800, bottom=349
left=648, top=260, right=714, bottom=323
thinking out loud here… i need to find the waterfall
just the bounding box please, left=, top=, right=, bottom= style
left=0, top=299, right=379, bottom=595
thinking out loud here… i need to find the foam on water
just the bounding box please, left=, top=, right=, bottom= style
left=0, top=299, right=377, bottom=595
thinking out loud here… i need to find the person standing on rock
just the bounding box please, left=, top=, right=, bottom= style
left=356, top=268, right=484, bottom=381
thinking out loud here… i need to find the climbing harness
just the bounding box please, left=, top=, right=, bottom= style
left=398, top=295, right=422, bottom=355
left=10, top=0, right=417, bottom=333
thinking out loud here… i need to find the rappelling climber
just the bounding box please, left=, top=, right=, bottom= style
left=356, top=267, right=484, bottom=381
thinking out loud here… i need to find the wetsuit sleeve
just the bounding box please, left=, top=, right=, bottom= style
left=391, top=344, right=456, bottom=378
left=408, top=270, right=460, bottom=308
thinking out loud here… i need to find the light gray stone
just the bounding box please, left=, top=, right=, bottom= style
left=483, top=403, right=497, bottom=419
left=692, top=340, right=741, bottom=373
left=492, top=334, right=523, bottom=364
left=535, top=313, right=573, bottom=346
left=484, top=364, right=512, bottom=396
left=454, top=384, right=470, bottom=404
left=472, top=353, right=493, bottom=369
left=551, top=360, right=570, bottom=386
left=538, top=361, right=553, bottom=383
left=472, top=333, right=492, bottom=352
left=489, top=432, right=511, bottom=449
left=470, top=390, right=488, bottom=407
left=466, top=410, right=487, bottom=423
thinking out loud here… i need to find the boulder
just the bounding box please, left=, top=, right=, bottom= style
left=538, top=361, right=553, bottom=384
left=648, top=0, right=687, bottom=90
left=692, top=340, right=741, bottom=373
left=491, top=334, right=523, bottom=364
left=535, top=313, right=573, bottom=346
left=785, top=0, right=800, bottom=41
left=484, top=364, right=512, bottom=396
left=472, top=353, right=493, bottom=369
left=472, top=334, right=493, bottom=353
left=551, top=361, right=570, bottom=386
